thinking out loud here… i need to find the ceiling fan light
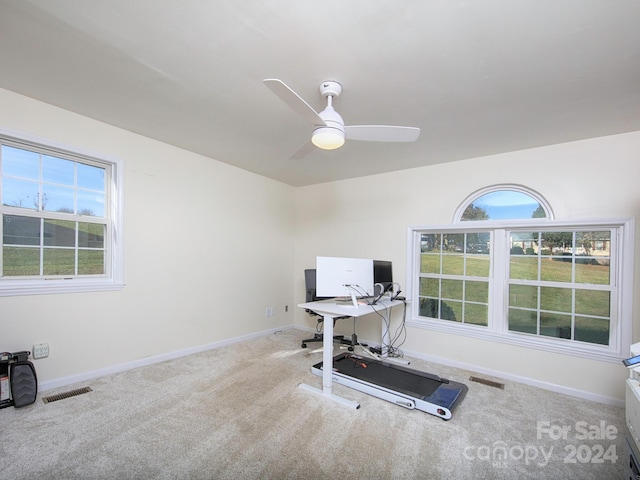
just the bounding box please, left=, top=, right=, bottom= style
left=312, top=127, right=345, bottom=150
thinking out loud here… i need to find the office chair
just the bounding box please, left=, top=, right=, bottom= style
left=300, top=269, right=357, bottom=350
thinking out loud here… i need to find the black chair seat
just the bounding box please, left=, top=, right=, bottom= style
left=301, top=269, right=357, bottom=350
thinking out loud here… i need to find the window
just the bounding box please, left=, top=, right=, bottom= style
left=0, top=131, right=124, bottom=295
left=408, top=186, right=633, bottom=362
left=418, top=231, right=491, bottom=326
left=508, top=230, right=612, bottom=345
left=456, top=184, right=552, bottom=221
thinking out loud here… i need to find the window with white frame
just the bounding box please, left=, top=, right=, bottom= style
left=407, top=185, right=633, bottom=362
left=0, top=131, right=124, bottom=296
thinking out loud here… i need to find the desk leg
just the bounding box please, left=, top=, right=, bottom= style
left=298, top=313, right=360, bottom=409
left=322, top=313, right=334, bottom=393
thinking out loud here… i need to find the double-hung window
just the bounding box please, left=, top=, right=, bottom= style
left=0, top=131, right=124, bottom=295
left=407, top=186, right=633, bottom=362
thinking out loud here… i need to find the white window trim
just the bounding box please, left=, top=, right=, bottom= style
left=405, top=218, right=634, bottom=363
left=0, top=128, right=124, bottom=296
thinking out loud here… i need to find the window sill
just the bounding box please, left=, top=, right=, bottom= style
left=406, top=317, right=624, bottom=364
left=0, top=280, right=125, bottom=296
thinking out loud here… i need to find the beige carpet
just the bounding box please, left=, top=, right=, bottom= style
left=0, top=329, right=626, bottom=479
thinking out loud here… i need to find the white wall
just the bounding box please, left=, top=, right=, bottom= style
left=294, top=131, right=640, bottom=404
left=0, top=89, right=296, bottom=386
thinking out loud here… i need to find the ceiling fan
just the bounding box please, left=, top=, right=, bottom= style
left=263, top=78, right=421, bottom=159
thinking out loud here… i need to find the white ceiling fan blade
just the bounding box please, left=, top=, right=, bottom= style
left=263, top=79, right=325, bottom=126
left=345, top=125, right=421, bottom=142
left=290, top=140, right=316, bottom=159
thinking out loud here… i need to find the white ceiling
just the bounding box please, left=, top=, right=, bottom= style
left=0, top=0, right=638, bottom=186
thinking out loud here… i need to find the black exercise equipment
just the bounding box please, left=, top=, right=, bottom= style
left=312, top=352, right=467, bottom=420
left=0, top=351, right=38, bottom=409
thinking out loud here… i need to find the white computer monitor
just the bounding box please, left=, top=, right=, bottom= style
left=316, top=257, right=375, bottom=301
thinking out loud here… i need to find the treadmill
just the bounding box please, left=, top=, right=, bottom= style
left=312, top=352, right=467, bottom=420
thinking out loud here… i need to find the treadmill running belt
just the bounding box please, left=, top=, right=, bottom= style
left=331, top=354, right=442, bottom=399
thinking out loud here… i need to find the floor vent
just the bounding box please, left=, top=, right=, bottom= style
left=42, top=387, right=93, bottom=404
left=469, top=376, right=505, bottom=390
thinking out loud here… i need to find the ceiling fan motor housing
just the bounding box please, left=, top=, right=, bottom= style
left=318, top=105, right=344, bottom=131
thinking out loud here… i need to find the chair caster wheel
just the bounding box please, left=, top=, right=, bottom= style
left=348, top=346, right=354, bottom=351
left=301, top=343, right=307, bottom=348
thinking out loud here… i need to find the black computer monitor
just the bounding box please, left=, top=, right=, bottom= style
left=373, top=260, right=393, bottom=294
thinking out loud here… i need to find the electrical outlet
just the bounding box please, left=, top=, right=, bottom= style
left=33, top=343, right=49, bottom=359
left=265, top=307, right=274, bottom=317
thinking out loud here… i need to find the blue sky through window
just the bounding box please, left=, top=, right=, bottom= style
left=469, top=190, right=543, bottom=220
left=1, top=145, right=106, bottom=216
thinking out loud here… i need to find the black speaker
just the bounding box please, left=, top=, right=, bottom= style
left=10, top=361, right=37, bottom=408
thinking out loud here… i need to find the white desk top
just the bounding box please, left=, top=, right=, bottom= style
left=298, top=298, right=402, bottom=318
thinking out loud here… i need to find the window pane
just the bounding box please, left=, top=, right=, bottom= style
left=465, top=303, right=488, bottom=326
left=42, top=184, right=74, bottom=213
left=467, top=232, right=490, bottom=253
left=465, top=280, right=488, bottom=303
left=442, top=279, right=463, bottom=301
left=575, top=290, right=610, bottom=317
left=3, top=215, right=40, bottom=245
left=577, top=231, right=610, bottom=255
left=575, top=316, right=609, bottom=345
left=575, top=259, right=610, bottom=285
left=1, top=145, right=39, bottom=179
left=2, top=177, right=39, bottom=210
left=510, top=256, right=538, bottom=280
left=540, top=312, right=572, bottom=339
left=421, top=233, right=439, bottom=252
left=3, top=246, right=40, bottom=276
left=442, top=254, right=464, bottom=275
left=77, top=190, right=105, bottom=217
left=511, top=232, right=537, bottom=255
left=461, top=190, right=545, bottom=221
left=540, top=287, right=572, bottom=313
left=541, top=257, right=572, bottom=282
left=78, top=222, right=105, bottom=249
left=541, top=232, right=573, bottom=255
left=421, top=253, right=440, bottom=274
left=42, top=155, right=74, bottom=185
left=443, top=233, right=464, bottom=252
left=78, top=249, right=104, bottom=275
left=466, top=255, right=490, bottom=277
left=43, top=248, right=75, bottom=275
left=44, top=219, right=75, bottom=247
left=77, top=163, right=105, bottom=191
left=509, top=308, right=537, bottom=334
left=419, top=277, right=439, bottom=297
left=510, top=284, right=537, bottom=309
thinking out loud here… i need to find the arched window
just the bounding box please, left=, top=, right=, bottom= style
left=454, top=184, right=553, bottom=222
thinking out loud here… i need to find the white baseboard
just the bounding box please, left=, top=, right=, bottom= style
left=397, top=345, right=623, bottom=408
left=39, top=324, right=295, bottom=392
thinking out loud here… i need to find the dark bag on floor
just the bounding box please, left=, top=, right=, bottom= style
left=9, top=351, right=38, bottom=408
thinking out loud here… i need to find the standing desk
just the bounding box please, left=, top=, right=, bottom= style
left=297, top=298, right=403, bottom=409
